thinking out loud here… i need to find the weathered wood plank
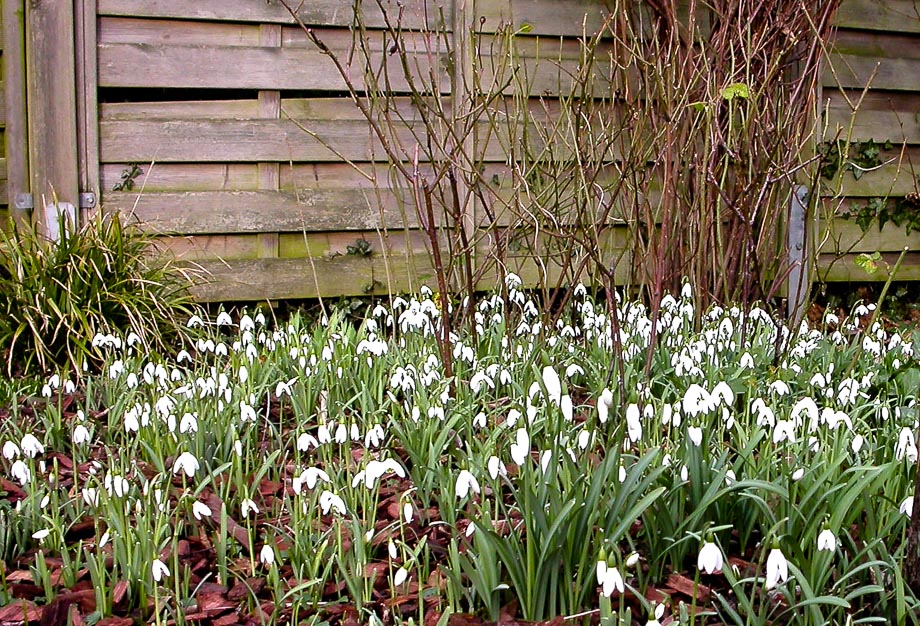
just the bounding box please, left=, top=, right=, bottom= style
left=98, top=16, right=261, bottom=46
left=104, top=189, right=422, bottom=234
left=101, top=100, right=261, bottom=121
left=824, top=53, right=920, bottom=91
left=26, top=0, right=79, bottom=231
left=97, top=41, right=450, bottom=92
left=824, top=161, right=920, bottom=197
left=817, top=252, right=920, bottom=281
left=830, top=30, right=920, bottom=60
left=97, top=0, right=450, bottom=31
left=818, top=218, right=920, bottom=254
left=3, top=0, right=28, bottom=224
left=76, top=0, right=100, bottom=213
left=824, top=107, right=920, bottom=144
left=835, top=0, right=920, bottom=34
left=100, top=163, right=260, bottom=192
left=0, top=81, right=5, bottom=126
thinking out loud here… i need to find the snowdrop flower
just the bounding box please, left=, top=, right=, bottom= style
left=768, top=380, right=790, bottom=396
left=697, top=541, right=724, bottom=574
left=319, top=490, right=347, bottom=515
left=104, top=474, right=130, bottom=498
left=792, top=468, right=805, bottom=481
left=900, top=496, right=914, bottom=517
left=487, top=456, right=507, bottom=480
left=173, top=452, right=200, bottom=478
left=20, top=434, right=44, bottom=458
left=646, top=603, right=666, bottom=626
left=688, top=426, right=703, bottom=447
left=764, top=548, right=789, bottom=589
left=192, top=501, right=212, bottom=520
left=851, top=434, right=865, bottom=453
left=259, top=544, right=275, bottom=566
left=455, top=470, right=480, bottom=499
left=241, top=499, right=259, bottom=519
left=896, top=427, right=917, bottom=463
left=2, top=441, right=20, bottom=460
left=297, top=433, right=319, bottom=452
left=510, top=428, right=530, bottom=465
left=597, top=562, right=624, bottom=597
left=772, top=420, right=795, bottom=444
left=597, top=388, right=613, bottom=424
left=403, top=502, right=414, bottom=524
left=817, top=529, right=836, bottom=552
left=682, top=384, right=710, bottom=417
left=32, top=528, right=50, bottom=542
left=542, top=366, right=562, bottom=405
left=394, top=566, right=409, bottom=586
left=626, top=403, right=642, bottom=442
left=82, top=488, right=99, bottom=507
left=215, top=311, right=233, bottom=326
left=10, top=460, right=30, bottom=485
left=152, top=559, right=171, bottom=582
left=560, top=394, right=573, bottom=421
left=72, top=425, right=91, bottom=448
left=293, top=467, right=331, bottom=493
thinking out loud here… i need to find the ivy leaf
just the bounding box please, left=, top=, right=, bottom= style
left=854, top=251, right=882, bottom=275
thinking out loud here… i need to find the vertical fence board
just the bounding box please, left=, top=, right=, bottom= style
left=26, top=0, right=79, bottom=233
left=3, top=0, right=28, bottom=228
left=258, top=23, right=282, bottom=260
left=76, top=0, right=100, bottom=220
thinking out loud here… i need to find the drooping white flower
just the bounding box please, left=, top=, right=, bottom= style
left=259, top=544, right=275, bottom=566
left=816, top=529, right=836, bottom=552
left=688, top=426, right=703, bottom=447
left=697, top=541, right=724, bottom=574
left=293, top=467, right=331, bottom=494
left=455, top=470, right=480, bottom=499
left=172, top=452, right=200, bottom=478
left=542, top=366, right=562, bottom=406
left=319, top=490, right=347, bottom=515
left=510, top=428, right=530, bottom=465
left=626, top=403, right=642, bottom=442
left=11, top=460, right=30, bottom=485
left=598, top=388, right=613, bottom=424
left=764, top=548, right=789, bottom=589
left=403, top=502, right=414, bottom=524
left=900, top=496, right=915, bottom=517
left=772, top=420, right=795, bottom=444
left=152, top=559, right=171, bottom=582
left=646, top=603, right=666, bottom=626
left=82, top=487, right=99, bottom=507
left=487, top=455, right=507, bottom=480
left=20, top=434, right=44, bottom=458
left=241, top=498, right=259, bottom=518
left=72, top=425, right=91, bottom=445
left=598, top=564, right=624, bottom=597
left=394, top=566, right=409, bottom=586
left=2, top=441, right=20, bottom=460
left=896, top=427, right=917, bottom=463
left=192, top=501, right=212, bottom=520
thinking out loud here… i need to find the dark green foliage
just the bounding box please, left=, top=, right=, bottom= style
left=0, top=211, right=195, bottom=374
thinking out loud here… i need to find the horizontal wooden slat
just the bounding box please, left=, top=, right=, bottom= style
left=824, top=107, right=920, bottom=144
left=835, top=0, right=920, bottom=34
left=97, top=0, right=448, bottom=30
left=824, top=161, right=920, bottom=197
left=830, top=30, right=920, bottom=60
left=824, top=53, right=920, bottom=91
left=100, top=163, right=260, bottom=191
left=105, top=189, right=421, bottom=233
left=0, top=81, right=5, bottom=125
left=0, top=158, right=6, bottom=181
left=98, top=16, right=261, bottom=46
left=818, top=252, right=920, bottom=281
left=98, top=42, right=449, bottom=92
left=818, top=218, right=920, bottom=254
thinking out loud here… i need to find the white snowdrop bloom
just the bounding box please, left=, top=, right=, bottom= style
left=764, top=548, right=789, bottom=590
left=473, top=412, right=487, bottom=429
left=293, top=467, right=331, bottom=493
left=598, top=563, right=625, bottom=597
left=104, top=474, right=130, bottom=498
left=688, top=426, right=703, bottom=447
left=618, top=465, right=627, bottom=483
left=173, top=452, right=200, bottom=478
left=3, top=441, right=20, bottom=460
left=20, top=434, right=44, bottom=458
left=72, top=425, right=91, bottom=445
left=560, top=395, right=573, bottom=421
left=896, top=427, right=917, bottom=463
left=31, top=529, right=50, bottom=545
left=540, top=450, right=553, bottom=474
left=725, top=470, right=736, bottom=486
left=487, top=456, right=507, bottom=480
left=768, top=380, right=790, bottom=396
left=187, top=314, right=204, bottom=328
left=82, top=487, right=99, bottom=507
left=751, top=398, right=776, bottom=427
left=275, top=379, right=296, bottom=398
left=792, top=468, right=805, bottom=481
left=10, top=460, right=30, bottom=485
left=739, top=352, right=755, bottom=369
left=772, top=420, right=795, bottom=444
left=851, top=434, right=865, bottom=453
left=697, top=541, right=724, bottom=574
left=510, top=428, right=530, bottom=465
left=241, top=498, right=259, bottom=519
left=626, top=403, right=642, bottom=442
left=680, top=465, right=689, bottom=482
left=817, top=529, right=837, bottom=552
left=646, top=603, right=666, bottom=626
left=192, top=501, right=212, bottom=520
left=259, top=544, right=275, bottom=566
left=682, top=384, right=710, bottom=417
left=790, top=397, right=819, bottom=429
left=836, top=378, right=862, bottom=406
left=394, top=566, right=409, bottom=586
left=625, top=552, right=640, bottom=567
left=297, top=433, right=319, bottom=451
left=179, top=413, right=198, bottom=434
left=364, top=424, right=385, bottom=448
left=319, top=490, right=347, bottom=515
left=541, top=366, right=562, bottom=406
left=240, top=402, right=257, bottom=423
left=711, top=381, right=734, bottom=407
left=152, top=559, right=171, bottom=582
left=900, top=496, right=914, bottom=517
left=578, top=429, right=592, bottom=450
left=598, top=388, right=613, bottom=424
left=455, top=470, right=480, bottom=499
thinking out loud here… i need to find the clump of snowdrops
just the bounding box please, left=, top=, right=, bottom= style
left=2, top=277, right=920, bottom=625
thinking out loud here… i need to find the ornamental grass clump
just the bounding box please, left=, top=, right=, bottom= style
left=0, top=211, right=195, bottom=374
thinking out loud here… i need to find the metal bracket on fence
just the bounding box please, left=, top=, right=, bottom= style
left=79, top=192, right=97, bottom=209
left=14, top=193, right=34, bottom=210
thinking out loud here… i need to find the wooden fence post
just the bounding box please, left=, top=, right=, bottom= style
left=787, top=185, right=810, bottom=325
left=75, top=0, right=100, bottom=220
left=25, top=0, right=80, bottom=237
left=3, top=0, right=30, bottom=230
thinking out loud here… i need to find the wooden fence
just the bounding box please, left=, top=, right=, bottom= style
left=2, top=0, right=920, bottom=300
